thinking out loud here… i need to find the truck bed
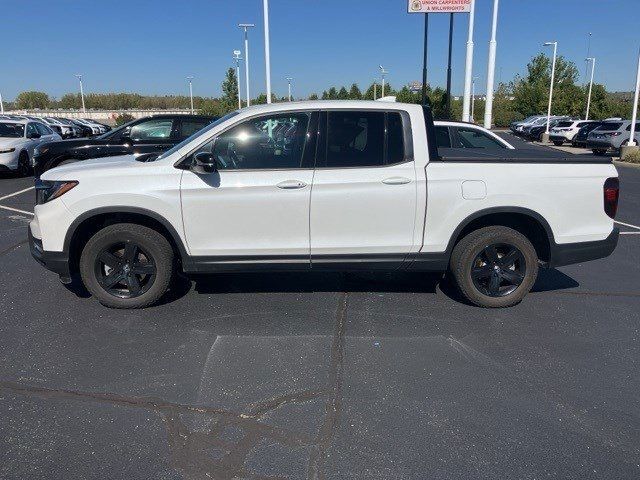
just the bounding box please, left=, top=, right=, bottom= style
left=437, top=147, right=613, bottom=164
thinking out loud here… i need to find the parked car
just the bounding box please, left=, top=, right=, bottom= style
left=434, top=121, right=515, bottom=150
left=33, top=114, right=216, bottom=176
left=30, top=101, right=619, bottom=310
left=80, top=118, right=109, bottom=134
left=510, top=115, right=545, bottom=135
left=42, top=117, right=75, bottom=139
left=572, top=121, right=604, bottom=148
left=0, top=119, right=61, bottom=175
left=525, top=117, right=568, bottom=142
left=55, top=118, right=85, bottom=138
left=587, top=120, right=640, bottom=155
left=549, top=120, right=597, bottom=145
left=84, top=119, right=112, bottom=133
left=66, top=119, right=94, bottom=137
left=70, top=118, right=101, bottom=136
left=521, top=116, right=569, bottom=139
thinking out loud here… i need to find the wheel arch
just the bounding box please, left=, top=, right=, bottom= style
left=446, top=207, right=555, bottom=264
left=64, top=207, right=189, bottom=275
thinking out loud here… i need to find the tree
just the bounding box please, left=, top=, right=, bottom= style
left=348, top=84, right=362, bottom=100
left=321, top=90, right=329, bottom=100
left=15, top=91, right=50, bottom=110
left=199, top=99, right=226, bottom=117
left=327, top=87, right=338, bottom=100
left=308, top=93, right=319, bottom=100
left=220, top=68, right=239, bottom=113
left=114, top=113, right=135, bottom=126
left=337, top=86, right=349, bottom=100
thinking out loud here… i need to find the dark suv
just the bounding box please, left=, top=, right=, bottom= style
left=33, top=114, right=216, bottom=176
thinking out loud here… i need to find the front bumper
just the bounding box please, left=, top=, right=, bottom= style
left=549, top=228, right=619, bottom=268
left=28, top=227, right=72, bottom=282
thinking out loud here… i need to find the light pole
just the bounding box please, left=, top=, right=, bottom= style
left=187, top=76, right=194, bottom=114
left=75, top=74, right=86, bottom=114
left=471, top=76, right=479, bottom=122
left=233, top=50, right=243, bottom=109
left=0, top=92, right=4, bottom=114
left=542, top=41, right=558, bottom=142
left=483, top=0, right=499, bottom=129
left=462, top=0, right=476, bottom=122
left=627, top=49, right=640, bottom=150
left=585, top=57, right=596, bottom=120
left=239, top=24, right=255, bottom=106
left=263, top=0, right=272, bottom=103
left=379, top=65, right=388, bottom=97
left=373, top=79, right=378, bottom=100
left=286, top=77, right=293, bottom=101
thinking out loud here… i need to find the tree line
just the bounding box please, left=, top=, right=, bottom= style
left=7, top=54, right=636, bottom=127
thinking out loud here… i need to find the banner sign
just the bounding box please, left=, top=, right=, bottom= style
left=408, top=0, right=472, bottom=13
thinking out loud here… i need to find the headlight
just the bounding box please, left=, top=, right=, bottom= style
left=0, top=147, right=16, bottom=154
left=35, top=180, right=78, bottom=204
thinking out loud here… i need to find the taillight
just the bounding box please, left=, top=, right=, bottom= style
left=604, top=177, right=619, bottom=219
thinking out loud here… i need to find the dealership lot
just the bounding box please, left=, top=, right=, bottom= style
left=1, top=156, right=640, bottom=479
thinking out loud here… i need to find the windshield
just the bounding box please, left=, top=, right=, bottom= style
left=594, top=122, right=623, bottom=131
left=0, top=123, right=25, bottom=138
left=156, top=111, right=240, bottom=161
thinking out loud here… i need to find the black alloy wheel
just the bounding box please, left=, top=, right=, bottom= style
left=471, top=243, right=526, bottom=298
left=95, top=241, right=157, bottom=299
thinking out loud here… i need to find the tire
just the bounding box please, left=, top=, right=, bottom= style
left=553, top=141, right=563, bottom=146
left=449, top=226, right=539, bottom=308
left=593, top=149, right=607, bottom=156
left=17, top=151, right=31, bottom=177
left=79, top=223, right=175, bottom=309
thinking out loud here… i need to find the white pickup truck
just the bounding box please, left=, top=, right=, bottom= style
left=29, top=101, right=620, bottom=309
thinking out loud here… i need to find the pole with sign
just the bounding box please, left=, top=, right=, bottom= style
left=408, top=0, right=472, bottom=112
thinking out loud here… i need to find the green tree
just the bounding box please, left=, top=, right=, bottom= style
left=321, top=90, right=329, bottom=100
left=348, top=84, right=362, bottom=100
left=114, top=113, right=135, bottom=126
left=15, top=91, right=50, bottom=110
left=220, top=68, right=239, bottom=113
left=337, top=86, right=349, bottom=100
left=327, top=87, right=338, bottom=100
left=308, top=93, right=319, bottom=100
left=199, top=99, right=226, bottom=117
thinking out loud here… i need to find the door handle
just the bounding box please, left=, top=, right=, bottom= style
left=276, top=180, right=307, bottom=189
left=382, top=177, right=412, bottom=185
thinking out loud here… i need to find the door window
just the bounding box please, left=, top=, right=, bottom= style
left=434, top=126, right=452, bottom=148
left=454, top=127, right=506, bottom=149
left=196, top=113, right=311, bottom=170
left=36, top=123, right=53, bottom=135
left=322, top=111, right=385, bottom=168
left=180, top=119, right=212, bottom=139
left=26, top=123, right=39, bottom=138
left=130, top=119, right=173, bottom=141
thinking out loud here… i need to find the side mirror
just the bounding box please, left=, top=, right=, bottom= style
left=193, top=152, right=218, bottom=174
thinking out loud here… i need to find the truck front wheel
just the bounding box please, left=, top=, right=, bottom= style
left=79, top=223, right=175, bottom=309
left=450, top=226, right=539, bottom=308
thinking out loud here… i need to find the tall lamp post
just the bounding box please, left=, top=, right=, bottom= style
left=263, top=0, right=272, bottom=103
left=585, top=57, right=596, bottom=120
left=286, top=77, right=293, bottom=101
left=75, top=74, right=86, bottom=114
left=239, top=24, right=255, bottom=106
left=483, top=0, right=499, bottom=129
left=379, top=65, right=388, bottom=97
left=186, top=76, right=194, bottom=114
left=471, top=76, right=479, bottom=123
left=542, top=41, right=558, bottom=143
left=0, top=92, right=4, bottom=114
left=627, top=49, right=640, bottom=152
left=233, top=50, right=243, bottom=109
left=373, top=79, right=378, bottom=100
left=462, top=0, right=476, bottom=122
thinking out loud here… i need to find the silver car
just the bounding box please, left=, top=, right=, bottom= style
left=587, top=120, right=640, bottom=155
left=0, top=119, right=61, bottom=175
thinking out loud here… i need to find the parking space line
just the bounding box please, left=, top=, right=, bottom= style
left=620, top=232, right=640, bottom=235
left=615, top=220, right=640, bottom=231
left=0, top=186, right=35, bottom=202
left=0, top=205, right=34, bottom=216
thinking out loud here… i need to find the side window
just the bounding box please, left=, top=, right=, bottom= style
left=130, top=119, right=174, bottom=141
left=323, top=111, right=385, bottom=168
left=36, top=123, right=53, bottom=135
left=434, top=126, right=452, bottom=148
left=454, top=127, right=506, bottom=149
left=386, top=112, right=405, bottom=165
left=26, top=123, right=39, bottom=138
left=180, top=119, right=211, bottom=139
left=195, top=113, right=311, bottom=170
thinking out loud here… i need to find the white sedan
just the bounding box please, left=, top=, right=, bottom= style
left=0, top=119, right=61, bottom=176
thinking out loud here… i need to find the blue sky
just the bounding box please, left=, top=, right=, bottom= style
left=1, top=0, right=639, bottom=100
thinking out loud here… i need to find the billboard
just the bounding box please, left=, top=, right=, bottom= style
left=408, top=0, right=472, bottom=13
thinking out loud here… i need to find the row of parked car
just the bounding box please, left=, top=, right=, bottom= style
left=0, top=114, right=111, bottom=139
left=510, top=115, right=640, bottom=155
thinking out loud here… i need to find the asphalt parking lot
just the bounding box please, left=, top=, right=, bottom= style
left=1, top=149, right=640, bottom=479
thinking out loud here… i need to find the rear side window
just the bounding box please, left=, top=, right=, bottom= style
left=454, top=127, right=506, bottom=149
left=180, top=118, right=211, bottom=138
left=36, top=123, right=52, bottom=135
left=434, top=126, right=452, bottom=148
left=321, top=111, right=406, bottom=168
left=556, top=121, right=573, bottom=128
left=596, top=122, right=623, bottom=131
left=626, top=123, right=640, bottom=131
left=130, top=119, right=174, bottom=141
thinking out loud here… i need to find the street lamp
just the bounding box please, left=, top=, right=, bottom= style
left=471, top=76, right=479, bottom=123
left=286, top=77, right=293, bottom=101
left=75, top=74, right=86, bottom=114
left=542, top=41, right=558, bottom=142
left=186, top=76, right=194, bottom=114
left=628, top=49, right=640, bottom=149
left=379, top=65, right=388, bottom=97
left=462, top=0, right=476, bottom=122
left=585, top=57, right=596, bottom=121
left=263, top=0, right=272, bottom=103
left=0, top=91, right=4, bottom=115
left=238, top=24, right=255, bottom=107
left=233, top=50, right=243, bottom=109
left=483, top=0, right=499, bottom=129
left=373, top=79, right=378, bottom=100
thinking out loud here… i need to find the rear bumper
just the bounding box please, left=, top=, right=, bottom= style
left=587, top=139, right=613, bottom=150
left=549, top=228, right=619, bottom=268
left=28, top=227, right=71, bottom=281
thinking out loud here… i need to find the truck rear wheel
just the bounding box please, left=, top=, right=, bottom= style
left=450, top=226, right=539, bottom=308
left=79, top=223, right=174, bottom=309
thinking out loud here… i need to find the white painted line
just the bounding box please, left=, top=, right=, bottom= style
left=0, top=205, right=34, bottom=216
left=0, top=186, right=35, bottom=202
left=620, top=232, right=640, bottom=235
left=615, top=220, right=640, bottom=231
